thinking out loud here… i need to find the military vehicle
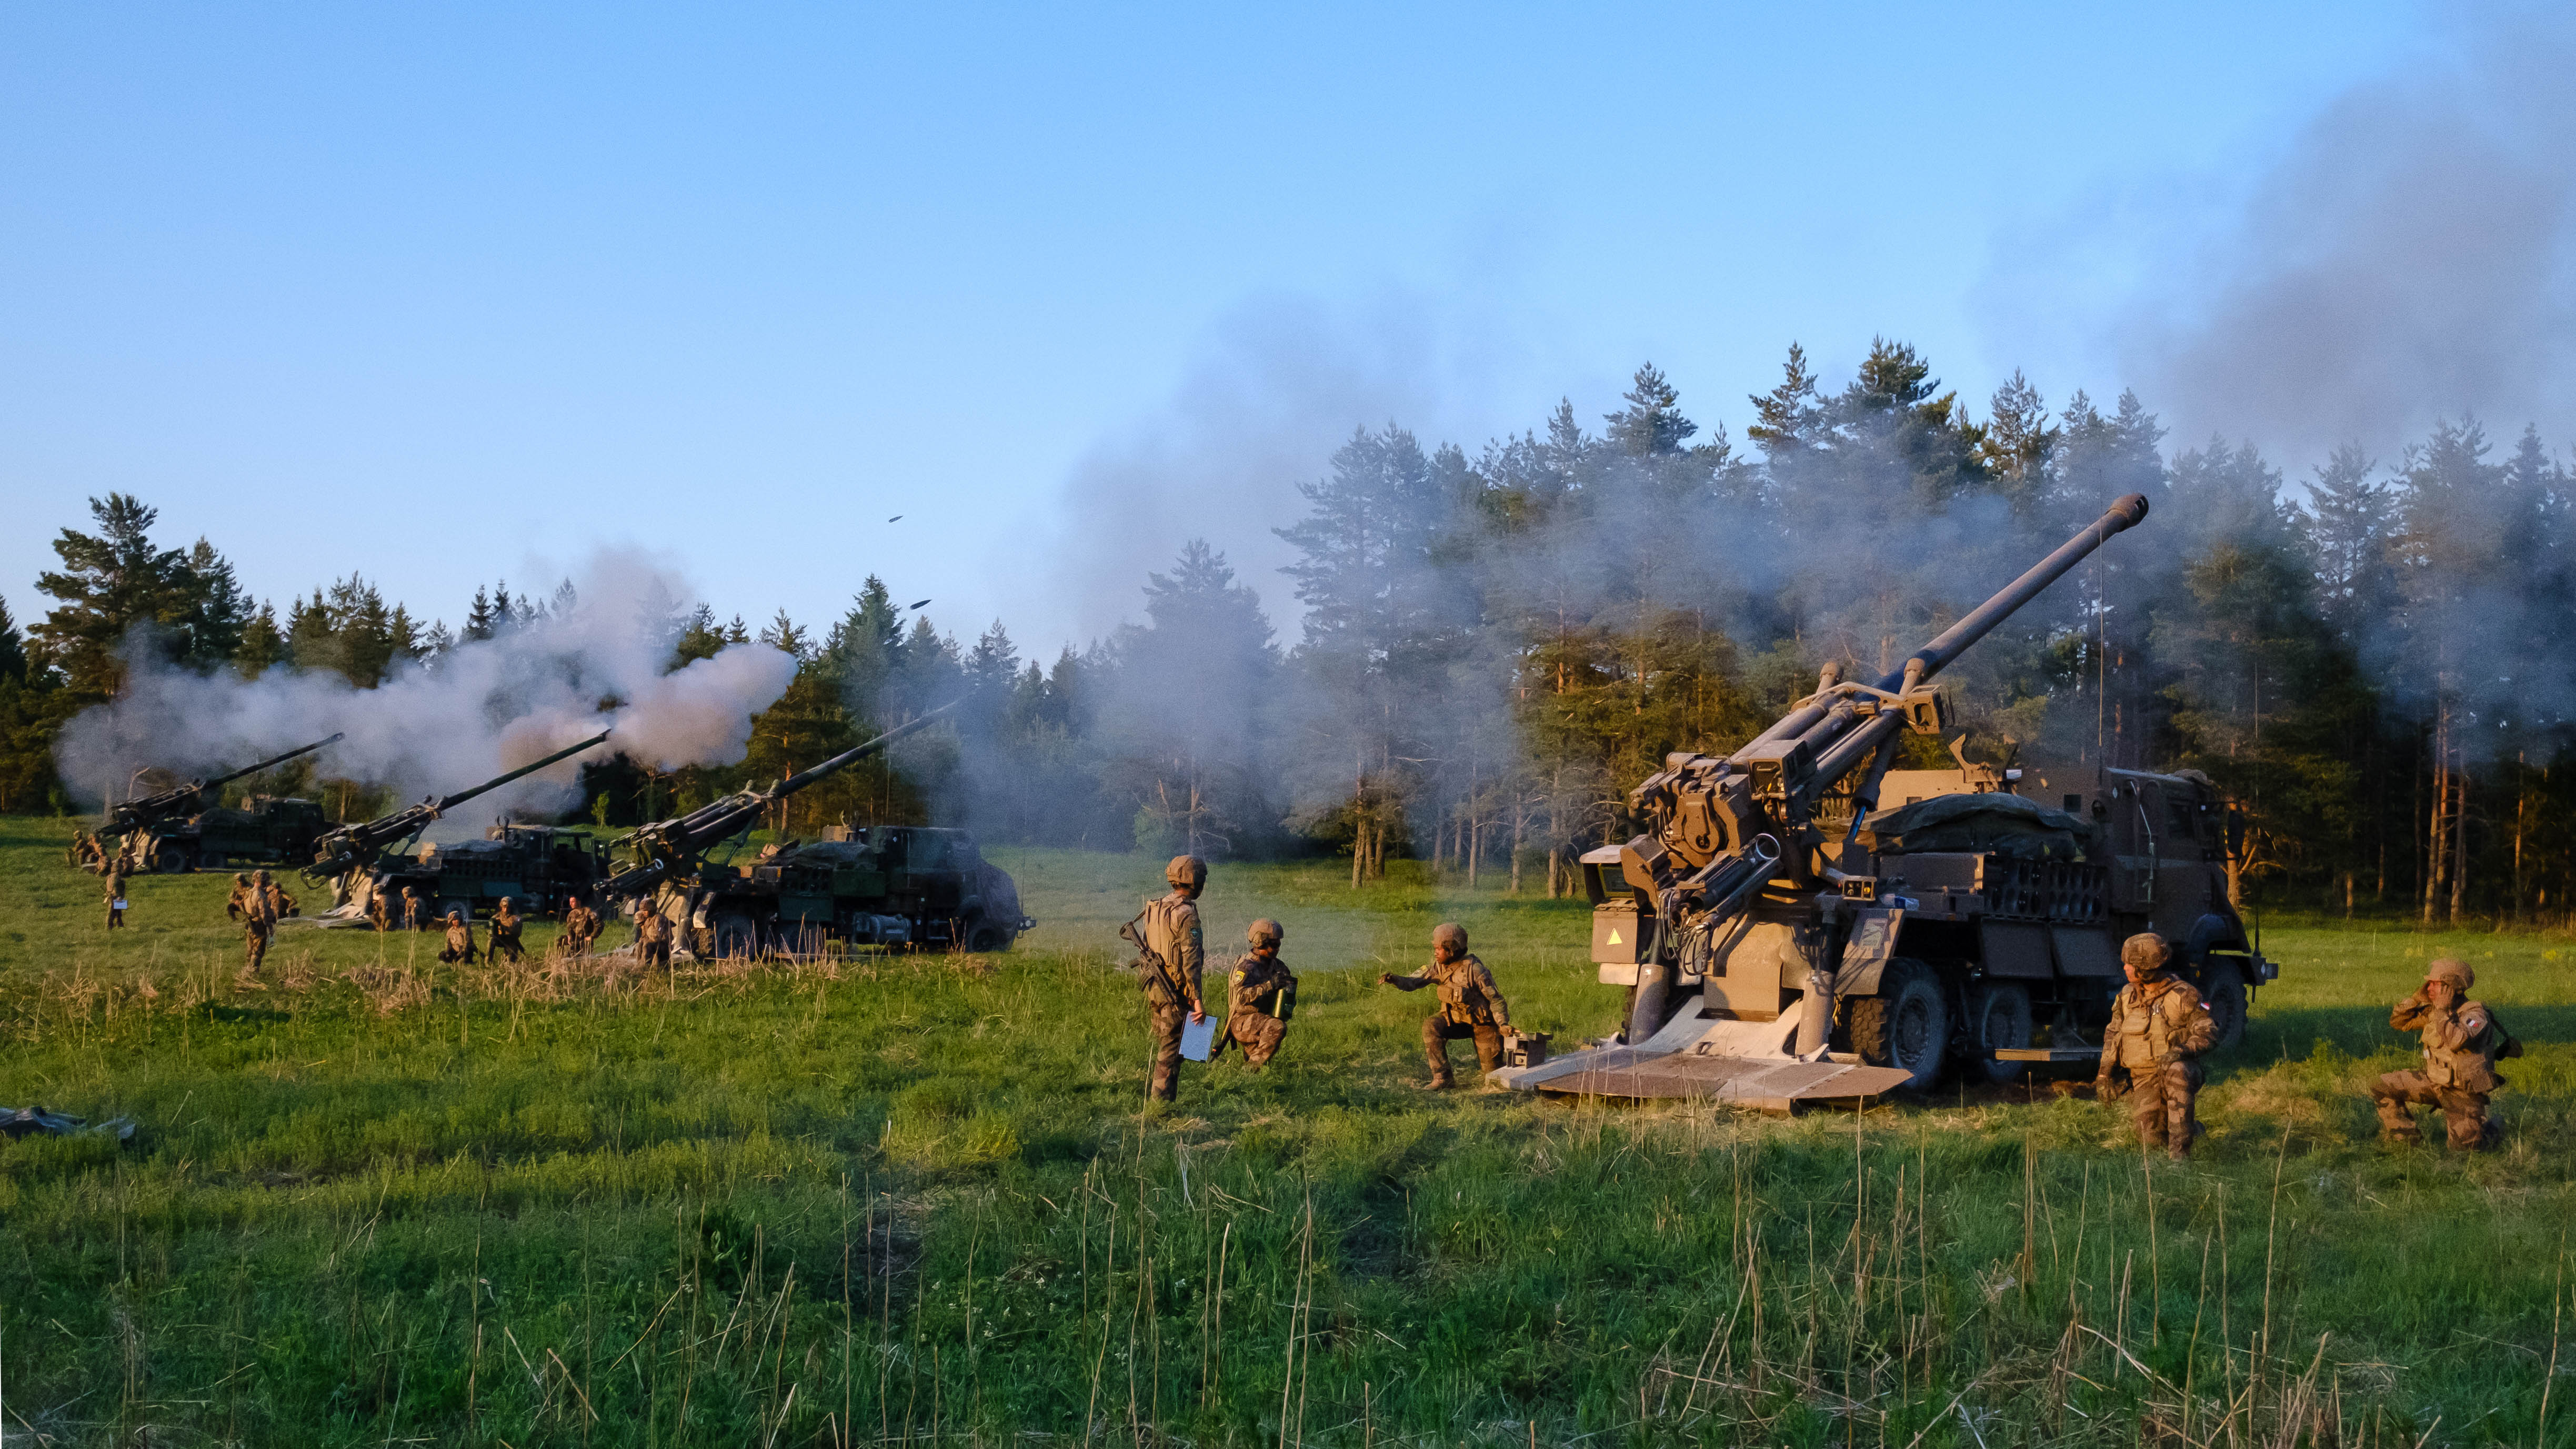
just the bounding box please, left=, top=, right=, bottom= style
left=367, top=823, right=619, bottom=923
left=1495, top=494, right=2277, bottom=1110
left=599, top=703, right=1034, bottom=956
left=82, top=734, right=344, bottom=873
left=709, top=825, right=1033, bottom=956
left=303, top=731, right=615, bottom=900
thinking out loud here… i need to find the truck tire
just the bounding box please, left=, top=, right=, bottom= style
left=2200, top=961, right=2248, bottom=1051
left=964, top=917, right=1009, bottom=953
left=709, top=913, right=763, bottom=961
left=1848, top=958, right=1950, bottom=1092
left=152, top=843, right=191, bottom=874
left=1963, top=981, right=2035, bottom=1084
left=437, top=898, right=476, bottom=926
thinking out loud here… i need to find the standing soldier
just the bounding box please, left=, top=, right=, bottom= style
left=103, top=861, right=130, bottom=931
left=634, top=901, right=675, bottom=972
left=1380, top=923, right=1512, bottom=1089
left=226, top=873, right=254, bottom=922
left=2370, top=958, right=2517, bottom=1151
left=262, top=873, right=297, bottom=918
left=367, top=883, right=393, bottom=933
left=2094, top=932, right=2218, bottom=1160
left=1121, top=855, right=1209, bottom=1104
left=437, top=909, right=480, bottom=965
left=239, top=875, right=277, bottom=988
left=489, top=897, right=526, bottom=964
left=400, top=886, right=426, bottom=933
left=1216, top=919, right=1297, bottom=1070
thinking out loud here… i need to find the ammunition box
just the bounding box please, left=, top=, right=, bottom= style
left=1502, top=1029, right=1551, bottom=1068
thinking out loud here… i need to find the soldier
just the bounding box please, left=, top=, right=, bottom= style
left=635, top=902, right=675, bottom=972
left=239, top=875, right=277, bottom=988
left=69, top=829, right=104, bottom=873
left=400, top=886, right=426, bottom=933
left=2094, top=932, right=2218, bottom=1160
left=437, top=910, right=480, bottom=965
left=1380, top=923, right=1513, bottom=1090
left=103, top=862, right=129, bottom=931
left=262, top=873, right=297, bottom=918
left=1216, top=918, right=1297, bottom=1069
left=1122, top=855, right=1209, bottom=1104
left=561, top=896, right=598, bottom=956
left=226, top=872, right=254, bottom=922
left=489, top=897, right=526, bottom=964
left=366, top=883, right=393, bottom=933
left=2371, top=958, right=2517, bottom=1151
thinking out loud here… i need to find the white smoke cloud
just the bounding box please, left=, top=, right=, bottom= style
left=1998, top=9, right=2576, bottom=462
left=55, top=548, right=797, bottom=823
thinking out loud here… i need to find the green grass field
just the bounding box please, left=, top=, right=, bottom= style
left=3, top=814, right=2575, bottom=1446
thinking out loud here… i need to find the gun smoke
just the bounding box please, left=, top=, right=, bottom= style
left=55, top=551, right=797, bottom=829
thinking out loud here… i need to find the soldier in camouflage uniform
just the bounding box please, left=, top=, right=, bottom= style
left=239, top=875, right=277, bottom=988
left=2095, top=932, right=2218, bottom=1159
left=1216, top=918, right=1296, bottom=1069
left=367, top=883, right=393, bottom=933
left=437, top=909, right=480, bottom=965
left=400, top=886, right=426, bottom=933
left=226, top=873, right=254, bottom=923
left=634, top=903, right=675, bottom=972
left=259, top=872, right=296, bottom=920
left=560, top=896, right=597, bottom=957
left=1381, top=923, right=1512, bottom=1089
left=2371, top=958, right=2515, bottom=1151
left=489, top=897, right=526, bottom=964
left=103, top=863, right=129, bottom=931
left=1126, top=855, right=1209, bottom=1103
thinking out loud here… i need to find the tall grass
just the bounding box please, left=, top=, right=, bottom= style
left=1, top=816, right=2573, bottom=1444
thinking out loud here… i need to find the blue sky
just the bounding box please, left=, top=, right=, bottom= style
left=1, top=3, right=2443, bottom=654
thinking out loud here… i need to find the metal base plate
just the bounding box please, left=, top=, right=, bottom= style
left=1491, top=994, right=1918, bottom=1111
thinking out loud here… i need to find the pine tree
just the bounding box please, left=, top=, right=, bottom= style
left=759, top=609, right=813, bottom=662
left=463, top=587, right=497, bottom=642
left=2302, top=443, right=2393, bottom=646
left=1746, top=343, right=1821, bottom=453
left=233, top=602, right=287, bottom=678
left=31, top=493, right=207, bottom=699
left=1605, top=363, right=1698, bottom=457
left=184, top=538, right=250, bottom=666
left=0, top=596, right=25, bottom=684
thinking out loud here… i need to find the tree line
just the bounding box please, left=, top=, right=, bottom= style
left=6, top=339, right=2571, bottom=923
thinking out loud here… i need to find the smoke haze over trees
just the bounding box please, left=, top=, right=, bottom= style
left=4, top=341, right=2572, bottom=924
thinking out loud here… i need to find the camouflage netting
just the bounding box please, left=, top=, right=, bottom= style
left=1858, top=791, right=2095, bottom=862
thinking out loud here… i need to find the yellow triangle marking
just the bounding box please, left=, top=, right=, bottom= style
left=1607, top=929, right=1623, bottom=944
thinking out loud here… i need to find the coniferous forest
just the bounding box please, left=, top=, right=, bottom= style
left=6, top=341, right=2571, bottom=925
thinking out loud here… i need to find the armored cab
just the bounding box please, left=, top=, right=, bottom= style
left=188, top=795, right=334, bottom=871
left=686, top=825, right=1033, bottom=958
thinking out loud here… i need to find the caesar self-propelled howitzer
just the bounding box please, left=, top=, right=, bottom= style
left=81, top=734, right=346, bottom=874
left=600, top=702, right=1034, bottom=957
left=303, top=731, right=614, bottom=887
left=1495, top=494, right=2277, bottom=1110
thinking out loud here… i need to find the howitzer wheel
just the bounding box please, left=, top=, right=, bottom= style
left=151, top=843, right=191, bottom=874
left=709, top=913, right=763, bottom=961
left=2200, top=962, right=2248, bottom=1051
left=1963, top=981, right=2034, bottom=1084
left=964, top=916, right=1010, bottom=953
left=1846, top=958, right=1949, bottom=1092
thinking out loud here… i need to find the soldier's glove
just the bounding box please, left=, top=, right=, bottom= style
left=2092, top=1073, right=2116, bottom=1100
left=1377, top=972, right=1396, bottom=985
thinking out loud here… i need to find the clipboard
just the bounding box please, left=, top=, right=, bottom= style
left=1178, top=1013, right=1218, bottom=1062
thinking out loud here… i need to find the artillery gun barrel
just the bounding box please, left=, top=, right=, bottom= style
left=305, top=730, right=612, bottom=880
left=1782, top=494, right=2152, bottom=788
left=202, top=732, right=347, bottom=792
left=599, top=702, right=957, bottom=900
left=102, top=732, right=348, bottom=837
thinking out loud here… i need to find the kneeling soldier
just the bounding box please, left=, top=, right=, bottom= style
left=1381, top=922, right=1511, bottom=1089
left=2096, top=932, right=2217, bottom=1160
left=438, top=910, right=480, bottom=965
left=2371, top=958, right=2516, bottom=1151
left=489, top=897, right=526, bottom=964
left=1218, top=918, right=1297, bottom=1068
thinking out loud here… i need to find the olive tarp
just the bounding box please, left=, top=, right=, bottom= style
left=1857, top=791, right=2094, bottom=862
